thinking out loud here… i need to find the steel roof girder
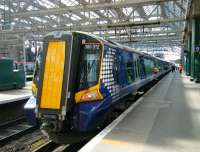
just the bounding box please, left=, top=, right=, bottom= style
left=10, top=0, right=172, bottom=18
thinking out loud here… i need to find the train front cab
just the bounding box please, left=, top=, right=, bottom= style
left=34, top=32, right=104, bottom=133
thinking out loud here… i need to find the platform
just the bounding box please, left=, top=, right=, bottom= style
left=80, top=73, right=200, bottom=152
left=0, top=82, right=32, bottom=104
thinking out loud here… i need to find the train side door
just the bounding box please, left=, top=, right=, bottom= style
left=133, top=54, right=140, bottom=81
left=139, top=56, right=146, bottom=79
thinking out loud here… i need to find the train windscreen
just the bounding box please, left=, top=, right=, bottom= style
left=77, top=42, right=101, bottom=91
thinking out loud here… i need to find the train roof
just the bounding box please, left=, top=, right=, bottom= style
left=76, top=32, right=170, bottom=63
left=92, top=33, right=170, bottom=64
left=74, top=31, right=144, bottom=54
left=45, top=31, right=170, bottom=64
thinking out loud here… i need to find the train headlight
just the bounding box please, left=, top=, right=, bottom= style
left=75, top=86, right=103, bottom=103
left=81, top=91, right=98, bottom=101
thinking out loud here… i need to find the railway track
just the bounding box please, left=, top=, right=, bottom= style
left=0, top=130, right=48, bottom=152
left=0, top=97, right=37, bottom=147
left=32, top=140, right=59, bottom=152
left=0, top=99, right=29, bottom=126
left=0, top=117, right=36, bottom=147
left=33, top=141, right=88, bottom=152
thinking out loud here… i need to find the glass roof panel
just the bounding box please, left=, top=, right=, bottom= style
left=37, top=0, right=56, bottom=8
left=61, top=0, right=79, bottom=6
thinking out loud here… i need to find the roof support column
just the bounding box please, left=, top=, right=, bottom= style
left=190, top=0, right=200, bottom=82
left=185, top=32, right=191, bottom=76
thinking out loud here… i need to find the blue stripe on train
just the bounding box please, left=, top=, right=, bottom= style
left=72, top=76, right=155, bottom=131
left=72, top=96, right=112, bottom=131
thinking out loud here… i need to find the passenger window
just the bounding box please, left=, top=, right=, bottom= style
left=137, top=60, right=140, bottom=78
left=113, top=54, right=120, bottom=84
left=139, top=58, right=146, bottom=79
left=125, top=54, right=135, bottom=83
left=134, top=60, right=138, bottom=79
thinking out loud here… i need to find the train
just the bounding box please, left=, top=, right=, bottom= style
left=0, top=58, right=25, bottom=91
left=24, top=31, right=171, bottom=143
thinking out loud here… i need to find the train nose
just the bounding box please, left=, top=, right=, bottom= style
left=40, top=116, right=64, bottom=133
left=41, top=122, right=54, bottom=130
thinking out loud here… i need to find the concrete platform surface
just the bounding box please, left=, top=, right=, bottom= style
left=80, top=73, right=200, bottom=152
left=0, top=82, right=32, bottom=104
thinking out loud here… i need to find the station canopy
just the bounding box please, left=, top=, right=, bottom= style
left=0, top=0, right=191, bottom=61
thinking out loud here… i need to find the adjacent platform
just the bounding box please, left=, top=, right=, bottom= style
left=80, top=73, right=200, bottom=152
left=0, top=82, right=32, bottom=104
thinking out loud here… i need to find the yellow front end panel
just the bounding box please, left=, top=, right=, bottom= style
left=40, top=41, right=66, bottom=109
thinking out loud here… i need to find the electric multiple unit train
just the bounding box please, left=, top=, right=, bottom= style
left=24, top=31, right=171, bottom=143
